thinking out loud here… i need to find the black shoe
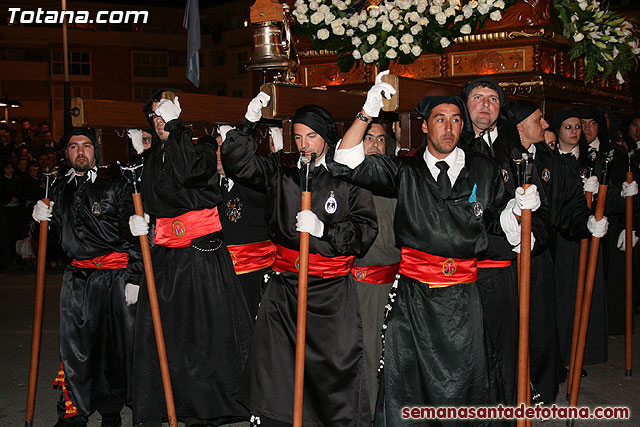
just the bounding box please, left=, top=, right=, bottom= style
left=52, top=419, right=88, bottom=427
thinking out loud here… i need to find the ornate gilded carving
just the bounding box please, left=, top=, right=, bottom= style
left=450, top=48, right=528, bottom=76
left=301, top=63, right=367, bottom=86
left=453, top=28, right=569, bottom=46
left=389, top=55, right=441, bottom=79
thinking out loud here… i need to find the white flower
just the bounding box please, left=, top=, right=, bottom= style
left=489, top=10, right=502, bottom=21
left=445, top=7, right=456, bottom=18
left=295, top=4, right=308, bottom=15
left=418, top=17, right=428, bottom=26
left=398, top=24, right=405, bottom=30
left=435, top=12, right=447, bottom=25
left=324, top=13, right=335, bottom=25
left=353, top=49, right=362, bottom=59
left=397, top=0, right=411, bottom=9
left=462, top=4, right=474, bottom=18
left=573, top=32, right=585, bottom=42
left=309, top=1, right=319, bottom=11
left=440, top=37, right=451, bottom=48
left=362, top=48, right=380, bottom=63
left=411, top=45, right=422, bottom=56
left=348, top=16, right=359, bottom=27
left=382, top=20, right=393, bottom=31
left=578, top=0, right=588, bottom=10
left=367, top=34, right=377, bottom=45
left=417, top=2, right=427, bottom=13
left=386, top=36, right=399, bottom=47
left=589, top=31, right=603, bottom=39
left=390, top=9, right=400, bottom=21
left=478, top=4, right=490, bottom=14
left=317, top=28, right=330, bottom=40
left=346, top=28, right=354, bottom=36
left=386, top=48, right=398, bottom=59
left=334, top=1, right=348, bottom=11
left=296, top=13, right=309, bottom=24
left=410, top=24, right=422, bottom=35
left=366, top=18, right=376, bottom=29
left=454, top=15, right=463, bottom=23
left=429, top=5, right=442, bottom=15
left=616, top=71, right=625, bottom=84
left=613, top=46, right=619, bottom=58
left=333, top=25, right=345, bottom=35
left=352, top=36, right=362, bottom=47
left=494, top=0, right=505, bottom=8
left=400, top=43, right=411, bottom=54
left=460, top=24, right=472, bottom=34
left=359, top=24, right=367, bottom=32
left=318, top=4, right=330, bottom=14
left=369, top=6, right=380, bottom=17
left=294, top=0, right=305, bottom=7
left=310, top=12, right=324, bottom=25
left=400, top=34, right=414, bottom=44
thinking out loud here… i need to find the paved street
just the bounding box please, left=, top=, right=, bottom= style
left=1, top=268, right=638, bottom=426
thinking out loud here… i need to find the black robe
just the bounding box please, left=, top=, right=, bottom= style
left=222, top=119, right=377, bottom=427
left=327, top=146, right=509, bottom=427
left=42, top=170, right=141, bottom=421
left=219, top=178, right=272, bottom=320
left=132, top=118, right=252, bottom=425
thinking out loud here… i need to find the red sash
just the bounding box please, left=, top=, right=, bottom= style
left=477, top=259, right=512, bottom=269
left=351, top=264, right=399, bottom=284
left=71, top=251, right=128, bottom=269
left=154, top=207, right=222, bottom=247
left=398, top=246, right=477, bottom=287
left=228, top=240, right=276, bottom=275
left=272, top=245, right=355, bottom=278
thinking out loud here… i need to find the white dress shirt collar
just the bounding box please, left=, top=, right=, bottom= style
left=66, top=166, right=97, bottom=184
left=423, top=146, right=466, bottom=185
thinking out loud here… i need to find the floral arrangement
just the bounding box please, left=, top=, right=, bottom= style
left=292, top=0, right=512, bottom=71
left=554, top=0, right=640, bottom=84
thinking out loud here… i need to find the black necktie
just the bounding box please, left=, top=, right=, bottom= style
left=479, top=130, right=496, bottom=158
left=436, top=161, right=451, bottom=199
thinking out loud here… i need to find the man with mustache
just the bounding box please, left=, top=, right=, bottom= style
left=330, top=73, right=540, bottom=426
left=31, top=127, right=141, bottom=427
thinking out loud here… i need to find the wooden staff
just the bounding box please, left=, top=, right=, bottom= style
left=515, top=154, right=533, bottom=427
left=25, top=172, right=55, bottom=427
left=625, top=151, right=634, bottom=377
left=568, top=151, right=613, bottom=412
left=120, top=163, right=177, bottom=427
left=567, top=178, right=594, bottom=398
left=293, top=152, right=316, bottom=427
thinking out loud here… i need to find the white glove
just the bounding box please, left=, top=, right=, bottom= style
left=128, top=129, right=144, bottom=154
left=217, top=125, right=234, bottom=142
left=617, top=230, right=639, bottom=250
left=154, top=96, right=182, bottom=122
left=512, top=233, right=536, bottom=254
left=583, top=176, right=599, bottom=194
left=125, top=283, right=140, bottom=306
left=621, top=181, right=638, bottom=197
left=587, top=215, right=609, bottom=238
left=295, top=210, right=324, bottom=238
left=32, top=200, right=54, bottom=223
left=362, top=70, right=396, bottom=118
left=512, top=185, right=541, bottom=216
left=269, top=127, right=283, bottom=152
left=129, top=213, right=150, bottom=236
left=245, top=92, right=270, bottom=123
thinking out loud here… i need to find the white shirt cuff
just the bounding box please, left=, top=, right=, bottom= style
left=500, top=199, right=521, bottom=246
left=512, top=233, right=536, bottom=254
left=334, top=139, right=365, bottom=169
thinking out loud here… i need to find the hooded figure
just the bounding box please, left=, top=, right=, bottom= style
left=223, top=96, right=377, bottom=427
left=130, top=89, right=253, bottom=426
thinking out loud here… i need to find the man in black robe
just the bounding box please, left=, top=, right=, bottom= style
left=222, top=96, right=377, bottom=427
left=130, top=90, right=252, bottom=427
left=215, top=127, right=274, bottom=320
left=330, top=75, right=540, bottom=426
left=461, top=77, right=520, bottom=408
left=31, top=127, right=141, bottom=427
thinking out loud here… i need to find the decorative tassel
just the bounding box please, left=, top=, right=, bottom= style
left=52, top=361, right=79, bottom=418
